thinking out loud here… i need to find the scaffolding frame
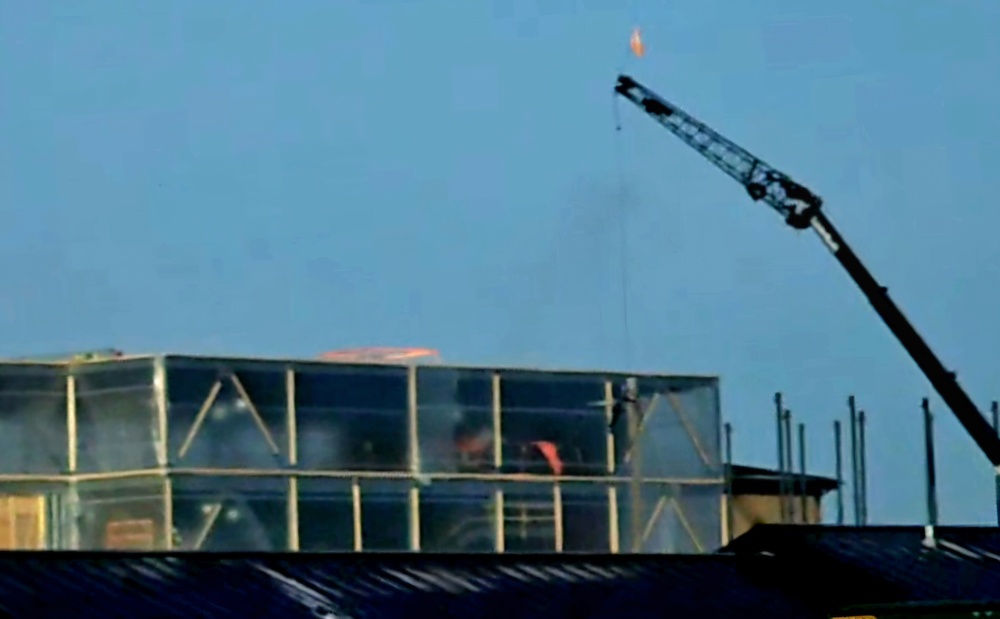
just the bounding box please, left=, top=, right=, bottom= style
left=0, top=356, right=723, bottom=553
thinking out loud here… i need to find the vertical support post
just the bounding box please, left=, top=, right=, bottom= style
left=406, top=365, right=420, bottom=552
left=604, top=381, right=616, bottom=474
left=994, top=401, right=1000, bottom=526
left=624, top=377, right=642, bottom=552
left=66, top=373, right=78, bottom=474
left=492, top=372, right=503, bottom=471
left=153, top=356, right=169, bottom=467
left=722, top=422, right=733, bottom=545
left=163, top=475, right=174, bottom=550
left=858, top=410, right=868, bottom=526
left=848, top=395, right=860, bottom=526
left=797, top=423, right=807, bottom=523
left=995, top=471, right=1000, bottom=528
left=553, top=484, right=564, bottom=552
left=352, top=478, right=362, bottom=552
left=608, top=486, right=620, bottom=553
left=408, top=485, right=420, bottom=551
left=287, top=476, right=300, bottom=551
left=65, top=371, right=80, bottom=550
left=922, top=398, right=938, bottom=528
left=604, top=380, right=616, bottom=553
left=774, top=393, right=786, bottom=523
left=492, top=372, right=504, bottom=552
left=64, top=482, right=81, bottom=551
left=782, top=409, right=793, bottom=521
left=407, top=365, right=419, bottom=474
left=286, top=368, right=297, bottom=467
left=834, top=420, right=844, bottom=525
left=494, top=489, right=506, bottom=553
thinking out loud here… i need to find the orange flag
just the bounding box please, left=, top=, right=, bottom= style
left=630, top=27, right=645, bottom=57
left=532, top=441, right=564, bottom=476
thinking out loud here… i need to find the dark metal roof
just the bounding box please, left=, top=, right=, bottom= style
left=729, top=464, right=840, bottom=497
left=0, top=552, right=816, bottom=619
left=723, top=525, right=1000, bottom=603
left=3, top=526, right=1000, bottom=617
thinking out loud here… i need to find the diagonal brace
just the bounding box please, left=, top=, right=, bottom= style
left=640, top=494, right=669, bottom=548
left=623, top=393, right=660, bottom=465
left=230, top=373, right=281, bottom=455
left=177, top=380, right=223, bottom=460
left=666, top=391, right=712, bottom=467
left=176, top=373, right=281, bottom=461
left=671, top=496, right=705, bottom=553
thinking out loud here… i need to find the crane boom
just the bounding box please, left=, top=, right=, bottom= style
left=614, top=74, right=1000, bottom=468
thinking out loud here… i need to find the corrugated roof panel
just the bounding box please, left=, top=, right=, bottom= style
left=0, top=553, right=819, bottom=619
left=724, top=525, right=1000, bottom=602
left=3, top=527, right=1000, bottom=617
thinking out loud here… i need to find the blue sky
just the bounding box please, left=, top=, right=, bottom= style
left=2, top=1, right=1000, bottom=525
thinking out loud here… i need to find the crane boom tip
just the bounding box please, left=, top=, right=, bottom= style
left=614, top=74, right=637, bottom=96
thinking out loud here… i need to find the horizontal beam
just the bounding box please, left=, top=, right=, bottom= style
left=0, top=469, right=725, bottom=486
left=166, top=468, right=724, bottom=486
left=0, top=469, right=169, bottom=484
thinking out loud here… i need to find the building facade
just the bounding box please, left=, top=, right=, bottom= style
left=0, top=354, right=723, bottom=553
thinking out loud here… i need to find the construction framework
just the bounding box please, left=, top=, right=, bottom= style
left=0, top=355, right=723, bottom=553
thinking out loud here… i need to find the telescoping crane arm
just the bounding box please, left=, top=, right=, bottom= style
left=614, top=74, right=1000, bottom=468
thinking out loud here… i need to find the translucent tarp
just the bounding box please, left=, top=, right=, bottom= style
left=74, top=360, right=160, bottom=472
left=0, top=477, right=721, bottom=552
left=293, top=363, right=410, bottom=472
left=75, top=477, right=168, bottom=550
left=499, top=372, right=609, bottom=477
left=417, top=368, right=494, bottom=474
left=0, top=355, right=723, bottom=553
left=171, top=475, right=287, bottom=551
left=609, top=375, right=723, bottom=481
left=419, top=480, right=496, bottom=552
left=0, top=364, right=67, bottom=474
left=166, top=359, right=289, bottom=469
left=617, top=482, right=722, bottom=553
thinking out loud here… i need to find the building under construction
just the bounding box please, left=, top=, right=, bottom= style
left=0, top=349, right=729, bottom=553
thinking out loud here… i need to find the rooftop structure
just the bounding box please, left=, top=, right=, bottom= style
left=0, top=353, right=722, bottom=553
left=726, top=464, right=841, bottom=539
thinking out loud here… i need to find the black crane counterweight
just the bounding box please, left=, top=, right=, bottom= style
left=614, top=74, right=1000, bottom=475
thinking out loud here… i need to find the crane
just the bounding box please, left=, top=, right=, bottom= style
left=613, top=74, right=1000, bottom=479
